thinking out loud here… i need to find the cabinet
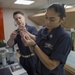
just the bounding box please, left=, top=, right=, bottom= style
left=0, top=8, right=4, bottom=40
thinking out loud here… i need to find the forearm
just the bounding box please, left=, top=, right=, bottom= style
left=7, top=38, right=15, bottom=47
left=27, top=32, right=36, bottom=40
left=34, top=45, right=60, bottom=70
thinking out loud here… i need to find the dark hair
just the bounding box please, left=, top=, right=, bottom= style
left=47, top=3, right=66, bottom=19
left=13, top=11, right=24, bottom=18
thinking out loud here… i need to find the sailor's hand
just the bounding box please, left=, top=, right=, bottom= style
left=20, top=31, right=35, bottom=46
left=10, top=31, right=18, bottom=39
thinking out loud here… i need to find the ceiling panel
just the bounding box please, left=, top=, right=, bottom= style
left=28, top=10, right=75, bottom=29
left=0, top=0, right=75, bottom=29
left=0, top=0, right=75, bottom=9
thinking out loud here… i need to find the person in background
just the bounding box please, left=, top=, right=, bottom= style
left=20, top=3, right=72, bottom=75
left=7, top=11, right=37, bottom=75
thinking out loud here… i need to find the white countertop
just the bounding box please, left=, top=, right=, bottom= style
left=66, top=50, right=75, bottom=68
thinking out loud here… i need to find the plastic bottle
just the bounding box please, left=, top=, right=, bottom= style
left=2, top=53, right=7, bottom=66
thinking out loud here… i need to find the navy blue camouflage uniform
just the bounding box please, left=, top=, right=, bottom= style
left=35, top=25, right=72, bottom=75
left=14, top=24, right=37, bottom=75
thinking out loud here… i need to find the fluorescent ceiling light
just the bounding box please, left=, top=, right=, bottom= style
left=32, top=12, right=46, bottom=17
left=14, top=0, right=35, bottom=5
left=64, top=5, right=73, bottom=8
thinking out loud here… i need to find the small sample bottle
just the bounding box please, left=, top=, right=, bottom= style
left=2, top=53, right=7, bottom=66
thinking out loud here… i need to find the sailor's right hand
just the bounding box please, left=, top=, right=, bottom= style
left=10, top=31, right=18, bottom=39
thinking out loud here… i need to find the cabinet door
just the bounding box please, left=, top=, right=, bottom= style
left=0, top=8, right=4, bottom=40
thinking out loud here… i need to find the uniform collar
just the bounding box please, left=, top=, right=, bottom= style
left=41, top=25, right=61, bottom=40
